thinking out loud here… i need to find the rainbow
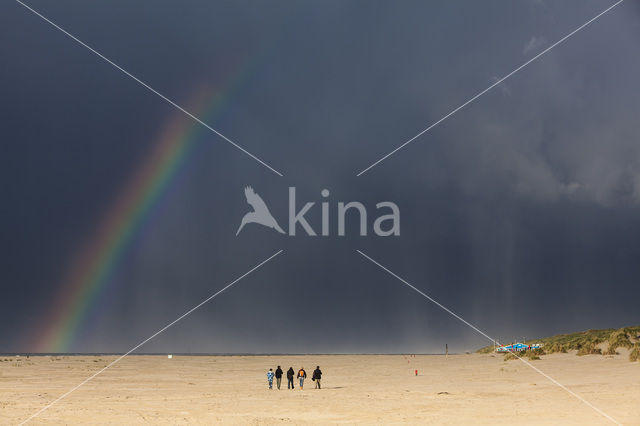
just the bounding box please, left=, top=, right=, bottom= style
left=30, top=62, right=257, bottom=352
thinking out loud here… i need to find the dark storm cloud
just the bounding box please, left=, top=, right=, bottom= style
left=1, top=0, right=638, bottom=353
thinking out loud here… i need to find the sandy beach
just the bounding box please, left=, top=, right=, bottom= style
left=1, top=352, right=638, bottom=425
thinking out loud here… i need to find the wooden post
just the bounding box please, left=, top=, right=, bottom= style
left=445, top=344, right=448, bottom=357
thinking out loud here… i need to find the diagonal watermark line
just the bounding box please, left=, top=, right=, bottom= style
left=356, top=0, right=624, bottom=176
left=14, top=0, right=283, bottom=177
left=356, top=249, right=621, bottom=425
left=18, top=249, right=284, bottom=425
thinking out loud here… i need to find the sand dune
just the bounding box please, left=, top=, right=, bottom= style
left=2, top=353, right=638, bottom=424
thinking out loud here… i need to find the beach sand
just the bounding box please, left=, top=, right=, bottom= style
left=1, top=353, right=638, bottom=424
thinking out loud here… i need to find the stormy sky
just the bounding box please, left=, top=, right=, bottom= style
left=1, top=0, right=639, bottom=354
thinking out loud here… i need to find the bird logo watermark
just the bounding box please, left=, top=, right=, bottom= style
left=236, top=186, right=286, bottom=235
left=236, top=186, right=400, bottom=236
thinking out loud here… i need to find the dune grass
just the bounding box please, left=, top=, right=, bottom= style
left=479, top=326, right=640, bottom=362
left=502, top=347, right=544, bottom=362
left=630, top=343, right=640, bottom=362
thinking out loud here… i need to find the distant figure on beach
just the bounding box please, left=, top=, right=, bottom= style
left=275, top=366, right=283, bottom=390
left=267, top=368, right=274, bottom=389
left=312, top=366, right=322, bottom=389
left=297, top=367, right=307, bottom=389
left=287, top=367, right=295, bottom=389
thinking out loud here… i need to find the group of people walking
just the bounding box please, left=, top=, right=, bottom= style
left=266, top=366, right=322, bottom=390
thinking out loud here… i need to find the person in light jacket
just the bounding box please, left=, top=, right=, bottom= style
left=266, top=368, right=274, bottom=389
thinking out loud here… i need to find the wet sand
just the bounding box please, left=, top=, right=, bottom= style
left=2, top=353, right=638, bottom=424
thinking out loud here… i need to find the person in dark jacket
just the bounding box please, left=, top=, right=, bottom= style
left=297, top=367, right=307, bottom=389
left=275, top=366, right=283, bottom=390
left=286, top=367, right=295, bottom=389
left=312, top=366, right=322, bottom=389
